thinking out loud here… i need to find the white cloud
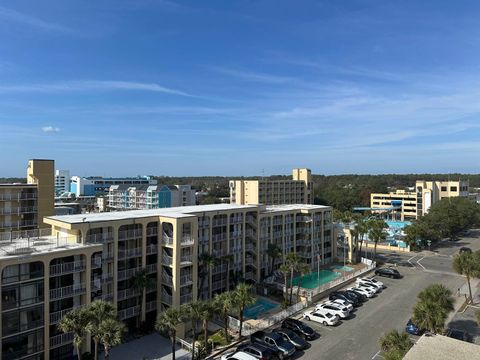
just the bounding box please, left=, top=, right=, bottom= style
left=41, top=126, right=60, bottom=133
left=0, top=6, right=71, bottom=32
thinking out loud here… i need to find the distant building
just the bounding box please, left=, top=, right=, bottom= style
left=0, top=159, right=54, bottom=234
left=230, top=168, right=313, bottom=205
left=403, top=334, right=479, bottom=360
left=54, top=169, right=70, bottom=195
left=107, top=184, right=196, bottom=210
left=370, top=180, right=469, bottom=220
left=70, top=176, right=157, bottom=196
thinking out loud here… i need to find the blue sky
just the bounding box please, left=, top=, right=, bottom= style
left=1, top=0, right=480, bottom=177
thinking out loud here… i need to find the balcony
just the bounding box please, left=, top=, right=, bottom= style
left=118, top=288, right=139, bottom=301
left=198, top=235, right=209, bottom=244
left=146, top=300, right=157, bottom=312
left=244, top=272, right=254, bottom=281
left=231, top=216, right=243, bottom=224
left=162, top=292, right=173, bottom=305
left=146, top=227, right=158, bottom=237
left=212, top=263, right=227, bottom=274
left=50, top=283, right=86, bottom=300
left=245, top=229, right=256, bottom=238
left=212, top=233, right=226, bottom=242
left=0, top=193, right=37, bottom=201
left=0, top=206, right=37, bottom=215
left=50, top=260, right=86, bottom=276
left=245, top=243, right=255, bottom=252
left=212, top=218, right=227, bottom=227
left=50, top=332, right=73, bottom=348
left=181, top=235, right=194, bottom=246
left=162, top=253, right=173, bottom=266
left=146, top=244, right=158, bottom=255
left=118, top=229, right=142, bottom=240
left=162, top=272, right=173, bottom=285
left=180, top=254, right=193, bottom=264
left=118, top=305, right=141, bottom=321
left=118, top=247, right=142, bottom=260
left=180, top=293, right=193, bottom=304
left=212, top=279, right=227, bottom=291
left=146, top=263, right=157, bottom=274
left=117, top=267, right=141, bottom=281
left=50, top=306, right=81, bottom=324
left=102, top=251, right=114, bottom=261
left=0, top=220, right=37, bottom=229
left=245, top=257, right=255, bottom=266
left=162, top=234, right=174, bottom=245
left=91, top=257, right=102, bottom=269
left=246, top=216, right=256, bottom=225
left=86, top=233, right=113, bottom=244
left=180, top=274, right=193, bottom=285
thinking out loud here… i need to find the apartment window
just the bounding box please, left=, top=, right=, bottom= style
left=450, top=186, right=457, bottom=192
left=2, top=305, right=44, bottom=336
left=2, top=262, right=44, bottom=284
left=2, top=282, right=44, bottom=310
left=441, top=186, right=447, bottom=191
left=2, top=328, right=44, bottom=360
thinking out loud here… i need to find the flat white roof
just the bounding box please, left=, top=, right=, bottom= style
left=46, top=204, right=331, bottom=224
left=403, top=334, right=480, bottom=360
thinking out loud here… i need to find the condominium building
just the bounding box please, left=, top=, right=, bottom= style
left=54, top=170, right=70, bottom=196
left=0, top=159, right=54, bottom=233
left=230, top=168, right=313, bottom=205
left=370, top=180, right=469, bottom=219
left=108, top=184, right=196, bottom=210
left=0, top=203, right=332, bottom=360
left=70, top=176, right=157, bottom=197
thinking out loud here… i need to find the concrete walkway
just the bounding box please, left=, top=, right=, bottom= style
left=104, top=333, right=190, bottom=360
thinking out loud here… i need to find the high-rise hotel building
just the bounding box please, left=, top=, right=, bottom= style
left=0, top=203, right=332, bottom=359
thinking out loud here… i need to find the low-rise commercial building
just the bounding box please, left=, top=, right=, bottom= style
left=0, top=203, right=332, bottom=359
left=230, top=168, right=313, bottom=205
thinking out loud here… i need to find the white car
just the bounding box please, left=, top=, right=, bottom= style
left=357, top=277, right=383, bottom=291
left=329, top=298, right=354, bottom=311
left=364, top=276, right=384, bottom=288
left=357, top=281, right=381, bottom=294
left=303, top=310, right=339, bottom=326
left=222, top=352, right=257, bottom=360
left=348, top=286, right=375, bottom=298
left=315, top=303, right=350, bottom=319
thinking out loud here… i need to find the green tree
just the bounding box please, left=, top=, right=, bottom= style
left=368, top=220, right=387, bottom=258
left=412, top=300, right=448, bottom=333
left=356, top=220, right=369, bottom=260
left=379, top=329, right=413, bottom=359
left=85, top=300, right=117, bottom=360
left=453, top=252, right=480, bottom=303
left=98, top=318, right=126, bottom=360
left=214, top=292, right=235, bottom=342
left=198, top=252, right=216, bottom=298
left=185, top=301, right=205, bottom=360
left=233, top=283, right=256, bottom=338
left=58, top=307, right=91, bottom=360
left=279, top=264, right=290, bottom=304
left=266, top=243, right=282, bottom=276
left=296, top=262, right=311, bottom=301
left=130, top=268, right=155, bottom=326
left=417, top=284, right=454, bottom=312
left=285, top=253, right=300, bottom=305
left=156, top=307, right=185, bottom=360
left=198, top=300, right=215, bottom=349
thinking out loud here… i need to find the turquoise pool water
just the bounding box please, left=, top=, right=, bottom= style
left=292, top=270, right=340, bottom=289
left=332, top=265, right=354, bottom=272
left=244, top=298, right=279, bottom=319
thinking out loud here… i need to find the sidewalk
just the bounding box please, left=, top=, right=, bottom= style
left=446, top=278, right=480, bottom=339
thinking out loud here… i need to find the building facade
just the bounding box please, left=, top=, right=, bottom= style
left=0, top=159, right=54, bottom=234
left=70, top=176, right=157, bottom=197
left=54, top=170, right=70, bottom=196
left=107, top=184, right=196, bottom=210
left=0, top=203, right=332, bottom=360
left=230, top=168, right=313, bottom=205
left=370, top=180, right=469, bottom=220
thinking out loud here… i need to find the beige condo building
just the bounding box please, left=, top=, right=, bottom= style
left=230, top=168, right=313, bottom=205
left=0, top=203, right=332, bottom=360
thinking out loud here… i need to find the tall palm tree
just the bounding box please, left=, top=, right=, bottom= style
left=85, top=300, right=117, bottom=360
left=214, top=292, right=235, bottom=341
left=233, top=283, right=256, bottom=338
left=355, top=220, right=368, bottom=261
left=296, top=262, right=311, bottom=301
left=185, top=301, right=205, bottom=360
left=379, top=329, right=413, bottom=355
left=57, top=307, right=90, bottom=360
left=453, top=252, right=480, bottom=303
left=130, top=268, right=156, bottom=326
left=156, top=307, right=185, bottom=360
left=198, top=252, right=216, bottom=299
left=417, top=284, right=454, bottom=312
left=198, top=300, right=216, bottom=349
left=412, top=300, right=447, bottom=333
left=98, top=318, right=126, bottom=360
left=221, top=254, right=234, bottom=289
left=279, top=264, right=290, bottom=304
left=285, top=253, right=300, bottom=305
left=368, top=220, right=387, bottom=259
left=266, top=243, right=282, bottom=276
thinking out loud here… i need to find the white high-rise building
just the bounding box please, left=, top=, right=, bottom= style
left=54, top=169, right=70, bottom=195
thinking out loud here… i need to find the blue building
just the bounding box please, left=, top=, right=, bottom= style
left=70, top=176, right=156, bottom=196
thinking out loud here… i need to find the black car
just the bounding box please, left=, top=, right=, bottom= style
left=459, top=247, right=472, bottom=254
left=346, top=289, right=368, bottom=301
left=445, top=328, right=472, bottom=342
left=375, top=267, right=401, bottom=279
left=237, top=343, right=277, bottom=360
left=344, top=290, right=365, bottom=302
left=274, top=329, right=308, bottom=350
left=281, top=318, right=316, bottom=340
left=329, top=291, right=360, bottom=306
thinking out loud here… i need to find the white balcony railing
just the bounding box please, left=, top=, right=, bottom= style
left=162, top=253, right=173, bottom=265
left=162, top=272, right=173, bottom=285
left=118, top=305, right=140, bottom=321
left=118, top=288, right=139, bottom=301
left=50, top=283, right=86, bottom=300
left=180, top=274, right=193, bottom=285
left=86, top=233, right=113, bottom=244
left=146, top=300, right=157, bottom=312
left=50, top=260, right=86, bottom=276
left=50, top=306, right=81, bottom=324
left=162, top=293, right=173, bottom=305
left=117, top=267, right=141, bottom=281
left=181, top=235, right=194, bottom=246
left=180, top=254, right=193, bottom=263
left=146, top=263, right=157, bottom=274
left=146, top=244, right=158, bottom=255
left=180, top=293, right=193, bottom=304
left=50, top=332, right=73, bottom=348
left=118, top=229, right=142, bottom=240
left=162, top=234, right=174, bottom=245
left=118, top=248, right=142, bottom=260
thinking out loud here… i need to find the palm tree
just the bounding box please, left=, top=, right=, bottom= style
left=221, top=254, right=234, bottom=289
left=98, top=318, right=126, bottom=360
left=412, top=300, right=448, bottom=333
left=233, top=283, right=256, bottom=338
left=214, top=292, right=235, bottom=341
left=266, top=243, right=282, bottom=276
left=279, top=264, right=290, bottom=303
left=417, top=284, right=454, bottom=312
left=285, top=253, right=300, bottom=305
left=198, top=300, right=216, bottom=349
left=130, top=268, right=156, bottom=326
left=453, top=252, right=480, bottom=303
left=296, top=262, right=311, bottom=301
left=85, top=300, right=117, bottom=360
left=368, top=220, right=387, bottom=259
left=356, top=220, right=369, bottom=260
left=198, top=252, right=216, bottom=299
left=379, top=329, right=413, bottom=356
left=185, top=301, right=205, bottom=360
left=156, top=307, right=185, bottom=360
left=57, top=307, right=90, bottom=360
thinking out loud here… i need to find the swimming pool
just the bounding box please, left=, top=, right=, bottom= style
left=332, top=265, right=354, bottom=272
left=244, top=298, right=279, bottom=319
left=292, top=270, right=340, bottom=289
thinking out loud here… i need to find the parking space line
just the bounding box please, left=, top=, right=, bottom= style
left=371, top=350, right=384, bottom=359
left=416, top=255, right=426, bottom=270
left=407, top=254, right=418, bottom=268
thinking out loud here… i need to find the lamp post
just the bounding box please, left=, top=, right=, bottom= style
left=316, top=252, right=320, bottom=283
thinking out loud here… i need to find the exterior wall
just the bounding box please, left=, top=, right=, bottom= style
left=0, top=185, right=38, bottom=234
left=28, top=160, right=54, bottom=229
left=370, top=190, right=417, bottom=220
left=54, top=170, right=70, bottom=195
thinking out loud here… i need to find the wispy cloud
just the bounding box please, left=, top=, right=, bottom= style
left=212, top=67, right=295, bottom=84
left=41, top=126, right=60, bottom=133
left=0, top=6, right=71, bottom=32
left=0, top=80, right=193, bottom=97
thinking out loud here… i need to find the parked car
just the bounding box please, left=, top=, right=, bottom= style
left=329, top=298, right=354, bottom=311
left=375, top=267, right=401, bottom=279
left=281, top=318, right=316, bottom=340
left=405, top=319, right=423, bottom=335
left=329, top=291, right=361, bottom=306
left=357, top=277, right=383, bottom=291
left=315, top=302, right=350, bottom=319
left=251, top=331, right=296, bottom=359
left=445, top=328, right=472, bottom=342
left=237, top=343, right=277, bottom=360
left=361, top=276, right=384, bottom=288
left=344, top=289, right=366, bottom=302
left=348, top=286, right=374, bottom=298
left=222, top=352, right=258, bottom=360
left=274, top=328, right=308, bottom=350
left=303, top=310, right=339, bottom=326
left=459, top=247, right=472, bottom=254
